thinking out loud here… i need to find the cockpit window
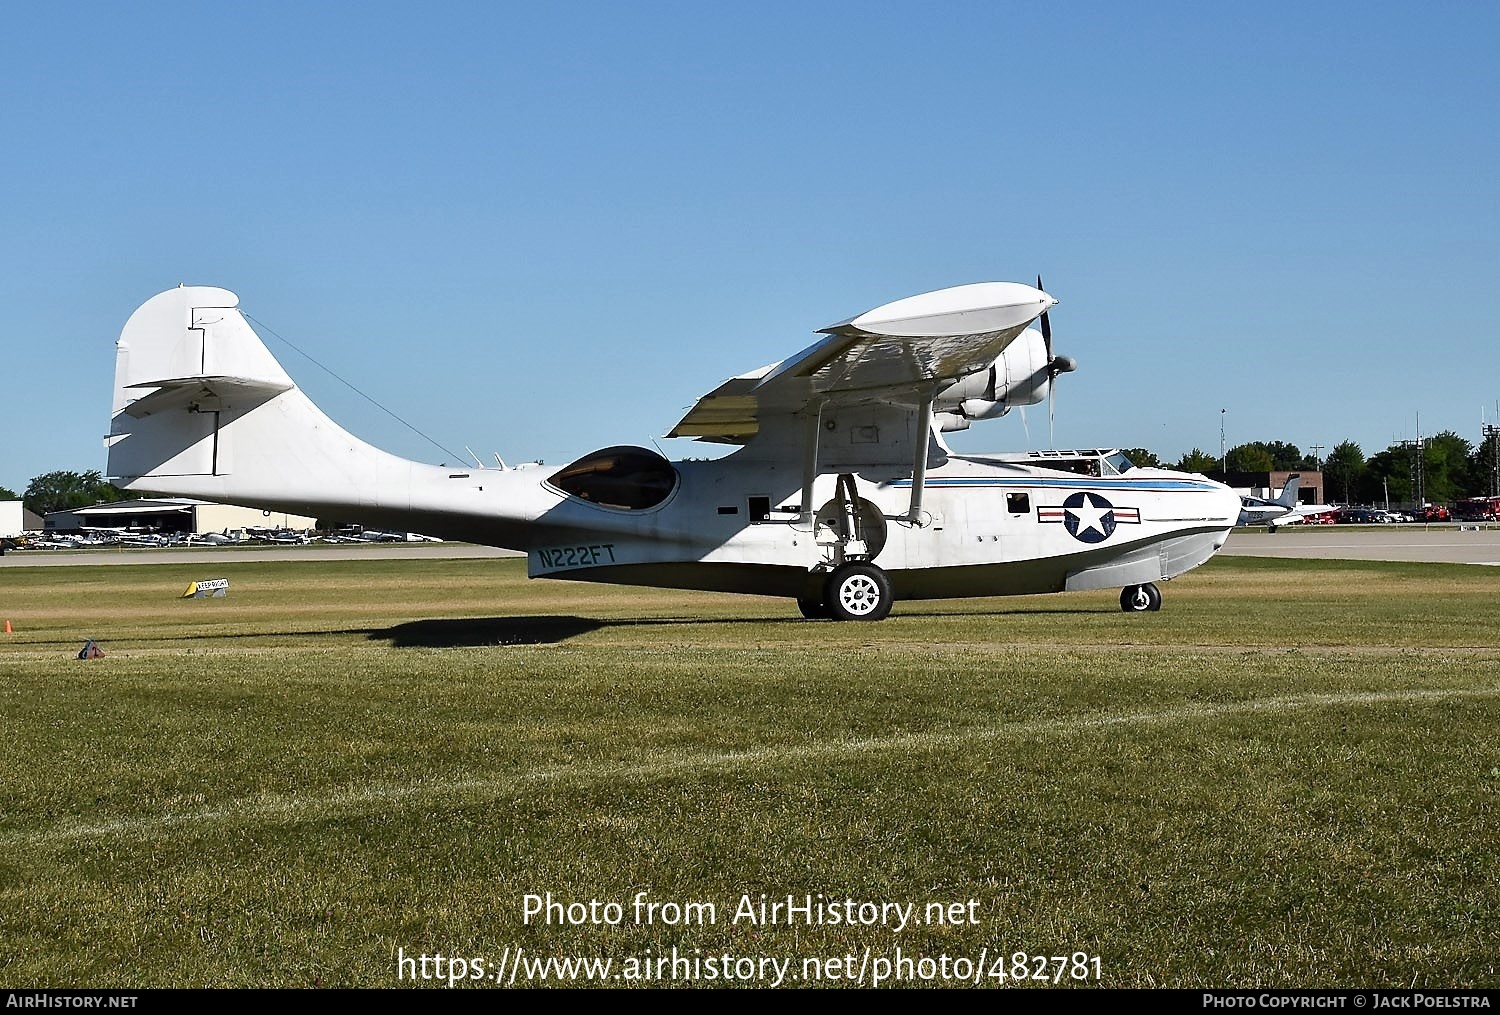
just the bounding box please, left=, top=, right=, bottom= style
left=1103, top=452, right=1136, bottom=475
left=1044, top=459, right=1101, bottom=477
left=547, top=446, right=678, bottom=510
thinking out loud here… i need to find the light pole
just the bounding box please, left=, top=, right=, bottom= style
left=1484, top=423, right=1500, bottom=498
left=1219, top=409, right=1227, bottom=472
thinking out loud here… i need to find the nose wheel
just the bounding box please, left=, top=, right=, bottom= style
left=1120, top=583, right=1162, bottom=612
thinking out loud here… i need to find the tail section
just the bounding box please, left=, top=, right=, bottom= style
left=109, top=287, right=293, bottom=482
left=1276, top=475, right=1301, bottom=509
left=107, top=287, right=424, bottom=519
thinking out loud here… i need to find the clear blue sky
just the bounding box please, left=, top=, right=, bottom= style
left=2, top=1, right=1496, bottom=494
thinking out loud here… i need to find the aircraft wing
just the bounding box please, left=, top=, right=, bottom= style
left=667, top=282, right=1056, bottom=442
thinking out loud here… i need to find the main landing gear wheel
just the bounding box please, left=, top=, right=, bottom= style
left=824, top=562, right=894, bottom=622
left=796, top=596, right=830, bottom=620
left=1120, top=583, right=1162, bottom=613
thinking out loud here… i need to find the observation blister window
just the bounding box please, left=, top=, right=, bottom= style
left=547, top=447, right=678, bottom=510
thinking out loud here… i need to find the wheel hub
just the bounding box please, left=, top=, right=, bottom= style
left=839, top=576, right=881, bottom=615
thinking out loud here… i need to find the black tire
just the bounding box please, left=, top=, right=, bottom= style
left=1120, top=583, right=1162, bottom=613
left=824, top=562, right=894, bottom=622
left=796, top=596, right=829, bottom=620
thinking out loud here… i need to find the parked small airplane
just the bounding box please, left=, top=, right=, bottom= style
left=1265, top=495, right=1340, bottom=530
left=105, top=282, right=1240, bottom=620
left=117, top=532, right=169, bottom=547
left=1237, top=475, right=1301, bottom=527
left=27, top=537, right=77, bottom=550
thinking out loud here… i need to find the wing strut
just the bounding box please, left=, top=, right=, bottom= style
left=908, top=396, right=934, bottom=523
left=799, top=401, right=824, bottom=523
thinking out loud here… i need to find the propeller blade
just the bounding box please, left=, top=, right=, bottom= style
left=1037, top=274, right=1052, bottom=357
left=1038, top=273, right=1059, bottom=447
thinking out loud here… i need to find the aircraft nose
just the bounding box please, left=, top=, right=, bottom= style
left=1214, top=482, right=1242, bottom=529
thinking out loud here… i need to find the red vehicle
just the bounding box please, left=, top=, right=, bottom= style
left=1416, top=505, right=1451, bottom=522
left=1454, top=497, right=1500, bottom=522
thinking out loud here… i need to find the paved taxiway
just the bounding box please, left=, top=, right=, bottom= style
left=1222, top=526, right=1500, bottom=565
left=0, top=544, right=524, bottom=567
left=6, top=528, right=1500, bottom=567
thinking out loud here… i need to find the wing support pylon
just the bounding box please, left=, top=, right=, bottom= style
left=908, top=396, right=934, bottom=524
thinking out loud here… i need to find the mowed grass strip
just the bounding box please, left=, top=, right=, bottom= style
left=0, top=556, right=1498, bottom=987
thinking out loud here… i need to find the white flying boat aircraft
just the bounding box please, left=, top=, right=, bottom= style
left=105, top=282, right=1240, bottom=620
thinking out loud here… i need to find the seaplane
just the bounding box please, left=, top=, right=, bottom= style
left=104, top=281, right=1240, bottom=620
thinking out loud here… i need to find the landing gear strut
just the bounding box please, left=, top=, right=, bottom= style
left=1120, top=583, right=1162, bottom=612
left=796, top=472, right=896, bottom=621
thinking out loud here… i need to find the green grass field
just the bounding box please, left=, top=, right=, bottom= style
left=2, top=555, right=1498, bottom=988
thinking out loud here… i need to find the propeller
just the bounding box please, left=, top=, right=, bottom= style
left=1037, top=274, right=1076, bottom=447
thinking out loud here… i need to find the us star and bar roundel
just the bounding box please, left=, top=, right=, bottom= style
left=1037, top=492, right=1141, bottom=544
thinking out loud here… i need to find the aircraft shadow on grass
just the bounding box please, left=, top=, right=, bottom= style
left=15, top=608, right=1110, bottom=655
left=369, top=609, right=1107, bottom=648
left=374, top=615, right=607, bottom=647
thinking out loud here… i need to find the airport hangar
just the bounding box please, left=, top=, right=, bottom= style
left=1206, top=469, right=1325, bottom=504
left=43, top=498, right=318, bottom=536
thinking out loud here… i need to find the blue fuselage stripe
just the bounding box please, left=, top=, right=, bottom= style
left=888, top=478, right=1218, bottom=492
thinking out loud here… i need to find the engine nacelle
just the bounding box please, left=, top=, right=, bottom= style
left=934, top=326, right=1057, bottom=425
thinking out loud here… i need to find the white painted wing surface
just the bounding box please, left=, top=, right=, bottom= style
left=668, top=282, right=1055, bottom=441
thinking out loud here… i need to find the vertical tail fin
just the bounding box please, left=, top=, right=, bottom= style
left=1276, top=475, right=1301, bottom=509
left=104, top=285, right=537, bottom=549
left=105, top=286, right=413, bottom=515
left=108, top=287, right=294, bottom=482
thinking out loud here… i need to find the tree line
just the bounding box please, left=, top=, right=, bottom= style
left=1122, top=432, right=1500, bottom=506
left=1, top=471, right=141, bottom=517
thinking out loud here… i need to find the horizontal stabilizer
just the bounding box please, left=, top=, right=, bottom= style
left=122, top=375, right=294, bottom=419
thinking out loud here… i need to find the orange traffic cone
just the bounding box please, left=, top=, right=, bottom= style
left=3, top=620, right=11, bottom=634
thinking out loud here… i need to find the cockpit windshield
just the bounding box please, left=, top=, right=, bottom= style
left=1103, top=452, right=1136, bottom=475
